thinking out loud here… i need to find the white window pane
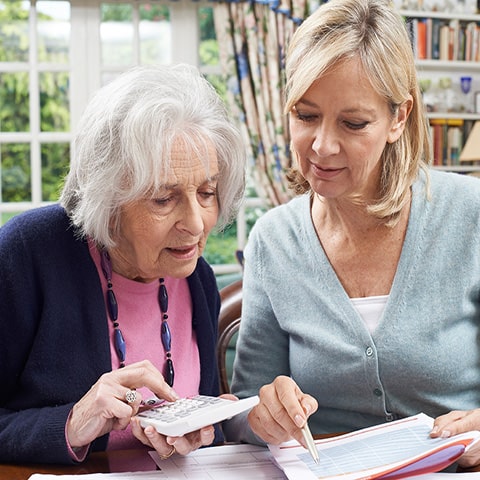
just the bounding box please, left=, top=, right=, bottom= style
left=1, top=143, right=31, bottom=202
left=39, top=72, right=70, bottom=132
left=0, top=1, right=29, bottom=62
left=199, top=6, right=217, bottom=68
left=0, top=72, right=30, bottom=132
left=37, top=1, right=70, bottom=63
left=100, top=71, right=121, bottom=87
left=41, top=142, right=69, bottom=201
left=139, top=3, right=171, bottom=64
left=101, top=3, right=134, bottom=66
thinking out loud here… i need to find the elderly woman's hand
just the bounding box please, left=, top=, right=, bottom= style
left=66, top=360, right=177, bottom=449
left=130, top=421, right=216, bottom=459
left=247, top=375, right=318, bottom=447
left=431, top=409, right=480, bottom=468
left=131, top=393, right=237, bottom=458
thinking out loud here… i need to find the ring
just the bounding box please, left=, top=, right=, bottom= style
left=125, top=389, right=137, bottom=404
left=159, top=445, right=176, bottom=460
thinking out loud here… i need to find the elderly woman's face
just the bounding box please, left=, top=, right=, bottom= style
left=111, top=140, right=219, bottom=282
left=289, top=57, right=410, bottom=201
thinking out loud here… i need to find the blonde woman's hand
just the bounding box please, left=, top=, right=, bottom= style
left=431, top=409, right=480, bottom=468
left=247, top=375, right=317, bottom=447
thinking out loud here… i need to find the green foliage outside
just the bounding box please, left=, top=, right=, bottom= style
left=204, top=225, right=238, bottom=265
left=1, top=211, right=16, bottom=224
left=204, top=203, right=267, bottom=265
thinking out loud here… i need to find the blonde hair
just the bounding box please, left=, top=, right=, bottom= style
left=285, top=0, right=431, bottom=225
left=61, top=64, right=246, bottom=247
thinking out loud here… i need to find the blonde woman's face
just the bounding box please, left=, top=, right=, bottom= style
left=110, top=140, right=219, bottom=282
left=289, top=57, right=409, bottom=202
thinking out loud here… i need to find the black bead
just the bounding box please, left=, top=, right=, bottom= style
left=159, top=282, right=168, bottom=313
left=165, top=358, right=174, bottom=387
left=106, top=289, right=118, bottom=321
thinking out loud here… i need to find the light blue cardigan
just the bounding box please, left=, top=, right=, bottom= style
left=224, top=169, right=480, bottom=444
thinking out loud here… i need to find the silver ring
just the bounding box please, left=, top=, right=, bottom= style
left=125, top=389, right=137, bottom=404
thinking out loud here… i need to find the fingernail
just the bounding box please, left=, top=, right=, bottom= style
left=294, top=414, right=305, bottom=428
left=170, top=389, right=180, bottom=400
left=304, top=404, right=312, bottom=415
left=202, top=429, right=214, bottom=439
left=431, top=426, right=439, bottom=434
left=441, top=430, right=451, bottom=438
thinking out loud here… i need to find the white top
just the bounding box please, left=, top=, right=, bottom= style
left=351, top=295, right=389, bottom=333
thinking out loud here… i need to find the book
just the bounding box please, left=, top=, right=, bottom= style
left=439, top=24, right=451, bottom=60
left=416, top=19, right=427, bottom=60
left=430, top=120, right=444, bottom=166
left=447, top=125, right=462, bottom=166
left=268, top=413, right=480, bottom=480
left=460, top=121, right=480, bottom=162
left=431, top=19, right=442, bottom=60
left=425, top=17, right=433, bottom=60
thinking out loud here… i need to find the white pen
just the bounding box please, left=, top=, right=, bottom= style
left=301, top=421, right=319, bottom=464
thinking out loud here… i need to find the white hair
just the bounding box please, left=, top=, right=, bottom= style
left=60, top=63, right=246, bottom=247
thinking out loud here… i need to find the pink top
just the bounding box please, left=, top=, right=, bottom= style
left=87, top=240, right=201, bottom=450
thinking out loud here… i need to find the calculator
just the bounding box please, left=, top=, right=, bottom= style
left=136, top=394, right=259, bottom=437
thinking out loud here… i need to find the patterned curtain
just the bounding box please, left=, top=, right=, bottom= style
left=213, top=0, right=323, bottom=207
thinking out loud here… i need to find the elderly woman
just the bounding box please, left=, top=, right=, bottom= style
left=224, top=0, right=480, bottom=469
left=0, top=64, right=246, bottom=464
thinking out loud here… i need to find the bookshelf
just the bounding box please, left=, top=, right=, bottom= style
left=400, top=8, right=480, bottom=173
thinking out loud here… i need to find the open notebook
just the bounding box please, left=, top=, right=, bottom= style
left=269, top=413, right=480, bottom=480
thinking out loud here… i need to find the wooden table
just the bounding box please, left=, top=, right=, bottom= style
left=0, top=449, right=158, bottom=480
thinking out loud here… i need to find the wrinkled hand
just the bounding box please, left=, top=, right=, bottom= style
left=247, top=375, right=318, bottom=447
left=131, top=420, right=216, bottom=458
left=431, top=409, right=480, bottom=468
left=131, top=393, right=237, bottom=458
left=67, top=360, right=177, bottom=449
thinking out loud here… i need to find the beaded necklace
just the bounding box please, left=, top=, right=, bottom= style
left=100, top=250, right=175, bottom=386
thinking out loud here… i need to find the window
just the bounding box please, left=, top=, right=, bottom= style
left=0, top=1, right=71, bottom=221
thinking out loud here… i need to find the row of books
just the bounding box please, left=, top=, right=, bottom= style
left=430, top=118, right=479, bottom=166
left=406, top=17, right=480, bottom=62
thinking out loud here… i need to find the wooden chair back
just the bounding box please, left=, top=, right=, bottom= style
left=217, top=279, right=242, bottom=394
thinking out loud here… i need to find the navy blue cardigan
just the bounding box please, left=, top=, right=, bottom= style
left=0, top=204, right=221, bottom=464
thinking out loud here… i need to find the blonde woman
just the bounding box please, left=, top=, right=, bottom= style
left=225, top=0, right=480, bottom=468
